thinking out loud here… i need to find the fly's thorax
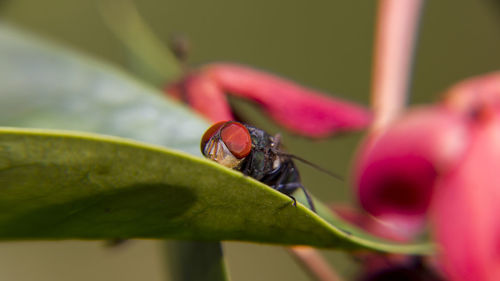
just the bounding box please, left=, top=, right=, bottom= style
left=271, top=154, right=282, bottom=171
left=239, top=125, right=284, bottom=180
left=269, top=134, right=284, bottom=172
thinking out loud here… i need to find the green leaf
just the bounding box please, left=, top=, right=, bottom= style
left=0, top=22, right=223, bottom=280
left=0, top=23, right=206, bottom=156
left=0, top=23, right=432, bottom=254
left=0, top=127, right=431, bottom=254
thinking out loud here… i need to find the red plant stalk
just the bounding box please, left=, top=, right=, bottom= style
left=370, top=0, right=424, bottom=133
left=289, top=247, right=345, bottom=281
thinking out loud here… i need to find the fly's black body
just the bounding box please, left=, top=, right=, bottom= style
left=201, top=121, right=316, bottom=212
left=239, top=125, right=315, bottom=211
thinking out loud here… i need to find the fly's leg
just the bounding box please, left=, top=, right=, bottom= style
left=277, top=189, right=297, bottom=207
left=271, top=159, right=317, bottom=212
left=299, top=183, right=316, bottom=213
left=273, top=181, right=296, bottom=207
left=270, top=161, right=308, bottom=210
left=274, top=182, right=316, bottom=213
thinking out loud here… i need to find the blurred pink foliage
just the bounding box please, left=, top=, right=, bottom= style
left=166, top=71, right=234, bottom=121
left=433, top=73, right=500, bottom=281
left=166, top=63, right=372, bottom=137
left=333, top=205, right=445, bottom=281
left=355, top=72, right=500, bottom=281
left=354, top=106, right=469, bottom=237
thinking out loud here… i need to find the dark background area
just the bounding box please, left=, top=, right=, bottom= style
left=0, top=1, right=498, bottom=280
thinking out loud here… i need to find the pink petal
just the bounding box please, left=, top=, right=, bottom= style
left=432, top=111, right=500, bottom=281
left=332, top=204, right=410, bottom=242
left=443, top=72, right=500, bottom=116
left=205, top=63, right=372, bottom=137
left=164, top=82, right=184, bottom=101
left=165, top=72, right=234, bottom=122
left=354, top=106, right=469, bottom=237
left=332, top=206, right=444, bottom=280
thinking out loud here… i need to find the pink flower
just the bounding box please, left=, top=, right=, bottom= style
left=432, top=109, right=500, bottom=281
left=333, top=204, right=411, bottom=242
left=332, top=205, right=445, bottom=281
left=354, top=72, right=500, bottom=280
left=166, top=72, right=234, bottom=121
left=354, top=106, right=469, bottom=237
left=165, top=63, right=372, bottom=137
left=442, top=71, right=500, bottom=115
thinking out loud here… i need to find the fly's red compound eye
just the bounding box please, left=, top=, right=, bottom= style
left=220, top=122, right=252, bottom=159
left=200, top=121, right=227, bottom=153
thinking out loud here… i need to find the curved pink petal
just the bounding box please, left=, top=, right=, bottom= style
left=205, top=63, right=372, bottom=137
left=443, top=72, right=500, bottom=116
left=165, top=72, right=234, bottom=122
left=354, top=106, right=469, bottom=237
left=332, top=206, right=444, bottom=280
left=432, top=111, right=500, bottom=281
left=332, top=204, right=410, bottom=242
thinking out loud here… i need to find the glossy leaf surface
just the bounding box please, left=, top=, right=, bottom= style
left=0, top=128, right=431, bottom=253
left=0, top=24, right=431, bottom=254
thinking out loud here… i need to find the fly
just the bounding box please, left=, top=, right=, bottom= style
left=200, top=121, right=343, bottom=213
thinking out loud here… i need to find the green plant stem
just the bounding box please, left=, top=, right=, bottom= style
left=97, top=0, right=183, bottom=85
left=165, top=241, right=229, bottom=281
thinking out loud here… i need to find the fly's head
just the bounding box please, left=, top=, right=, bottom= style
left=200, top=121, right=252, bottom=169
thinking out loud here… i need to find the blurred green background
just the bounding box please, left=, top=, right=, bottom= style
left=0, top=0, right=499, bottom=280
